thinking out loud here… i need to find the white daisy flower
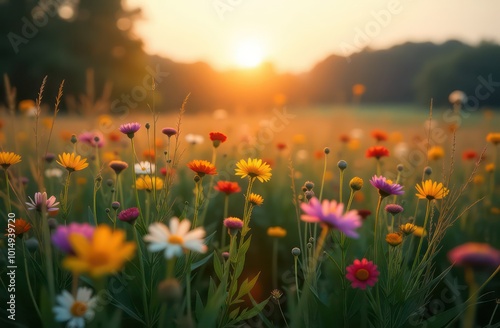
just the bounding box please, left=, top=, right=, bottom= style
left=185, top=133, right=204, bottom=145
left=53, top=287, right=97, bottom=328
left=45, top=167, right=64, bottom=178
left=134, top=161, right=155, bottom=174
left=144, top=217, right=208, bottom=259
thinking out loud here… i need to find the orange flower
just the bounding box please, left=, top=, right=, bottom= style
left=366, top=146, right=389, bottom=159
left=5, top=218, right=31, bottom=238
left=209, top=132, right=227, bottom=148
left=187, top=160, right=217, bottom=177
left=371, top=130, right=388, bottom=142
left=143, top=149, right=155, bottom=160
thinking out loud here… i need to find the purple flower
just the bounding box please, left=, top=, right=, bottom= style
left=52, top=223, right=95, bottom=254
left=385, top=204, right=404, bottom=215
left=162, top=127, right=177, bottom=137
left=119, top=122, right=141, bottom=138
left=300, top=198, right=362, bottom=238
left=117, top=207, right=140, bottom=224
left=78, top=131, right=105, bottom=148
left=26, top=192, right=60, bottom=213
left=369, top=175, right=404, bottom=198
left=223, top=217, right=243, bottom=230
left=448, top=243, right=500, bottom=268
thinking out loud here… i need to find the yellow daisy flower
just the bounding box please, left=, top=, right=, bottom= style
left=486, top=132, right=500, bottom=145
left=415, top=180, right=449, bottom=200
left=427, top=146, right=444, bottom=161
left=136, top=176, right=164, bottom=191
left=63, top=225, right=136, bottom=278
left=248, top=193, right=264, bottom=206
left=235, top=158, right=272, bottom=183
left=56, top=153, right=89, bottom=172
left=0, top=151, right=21, bottom=170
left=267, top=226, right=287, bottom=238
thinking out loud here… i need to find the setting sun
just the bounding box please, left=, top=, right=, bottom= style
left=234, top=40, right=265, bottom=68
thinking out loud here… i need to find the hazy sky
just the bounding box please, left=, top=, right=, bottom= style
left=125, top=0, right=500, bottom=73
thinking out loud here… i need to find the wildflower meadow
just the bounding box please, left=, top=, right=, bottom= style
left=1, top=80, right=500, bottom=328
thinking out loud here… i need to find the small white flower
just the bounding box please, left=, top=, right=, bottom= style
left=53, top=287, right=97, bottom=328
left=185, top=134, right=204, bottom=145
left=144, top=217, right=208, bottom=259
left=134, top=161, right=155, bottom=174
left=45, top=167, right=64, bottom=178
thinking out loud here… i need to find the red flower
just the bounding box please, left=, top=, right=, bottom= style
left=366, top=146, right=389, bottom=159
left=276, top=142, right=287, bottom=151
left=339, top=134, right=351, bottom=143
left=371, top=130, right=388, bottom=142
left=346, top=258, right=379, bottom=290
left=462, top=150, right=478, bottom=161
left=214, top=181, right=241, bottom=195
left=209, top=132, right=227, bottom=148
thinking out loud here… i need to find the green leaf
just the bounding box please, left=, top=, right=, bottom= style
left=229, top=307, right=240, bottom=320
left=195, top=291, right=204, bottom=320
left=229, top=278, right=238, bottom=300
left=213, top=251, right=223, bottom=280
left=191, top=251, right=213, bottom=271
left=236, top=297, right=269, bottom=322
left=249, top=293, right=275, bottom=328
left=237, top=272, right=261, bottom=301
left=109, top=295, right=145, bottom=324
left=87, top=206, right=95, bottom=225
left=208, top=277, right=217, bottom=300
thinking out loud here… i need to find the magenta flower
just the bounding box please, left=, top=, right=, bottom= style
left=385, top=204, right=404, bottom=215
left=300, top=198, right=362, bottom=238
left=52, top=223, right=95, bottom=254
left=119, top=122, right=141, bottom=138
left=162, top=127, right=177, bottom=137
left=448, top=243, right=500, bottom=268
left=117, top=207, right=140, bottom=225
left=346, top=258, right=380, bottom=290
left=26, top=192, right=60, bottom=213
left=369, top=175, right=404, bottom=198
left=78, top=131, right=105, bottom=148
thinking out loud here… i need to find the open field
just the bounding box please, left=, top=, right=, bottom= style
left=1, top=103, right=500, bottom=327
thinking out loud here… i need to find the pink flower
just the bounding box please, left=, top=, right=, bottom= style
left=300, top=198, right=362, bottom=238
left=346, top=258, right=379, bottom=290
left=448, top=243, right=500, bottom=268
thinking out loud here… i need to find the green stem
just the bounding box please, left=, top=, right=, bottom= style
left=130, top=139, right=145, bottom=226
left=4, top=170, right=12, bottom=213
left=294, top=255, right=300, bottom=301
left=133, top=227, right=151, bottom=327
left=22, top=239, right=42, bottom=319
left=42, top=211, right=56, bottom=307
left=412, top=200, right=431, bottom=271
left=374, top=196, right=383, bottom=264
left=346, top=190, right=355, bottom=211
left=463, top=267, right=478, bottom=328
left=339, top=170, right=344, bottom=204
left=192, top=179, right=203, bottom=228
left=221, top=195, right=229, bottom=248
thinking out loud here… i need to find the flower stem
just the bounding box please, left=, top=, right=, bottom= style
left=412, top=200, right=431, bottom=271
left=293, top=255, right=300, bottom=301
left=220, top=195, right=229, bottom=248
left=374, top=196, right=383, bottom=264
left=133, top=227, right=150, bottom=327
left=3, top=170, right=12, bottom=213
left=130, top=139, right=145, bottom=227
left=463, top=267, right=478, bottom=328
left=22, top=240, right=42, bottom=319
left=339, top=170, right=344, bottom=204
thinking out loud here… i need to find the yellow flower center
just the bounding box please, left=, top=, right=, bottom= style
left=88, top=251, right=110, bottom=267
left=168, top=235, right=184, bottom=245
left=70, top=301, right=88, bottom=317
left=355, top=269, right=370, bottom=281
